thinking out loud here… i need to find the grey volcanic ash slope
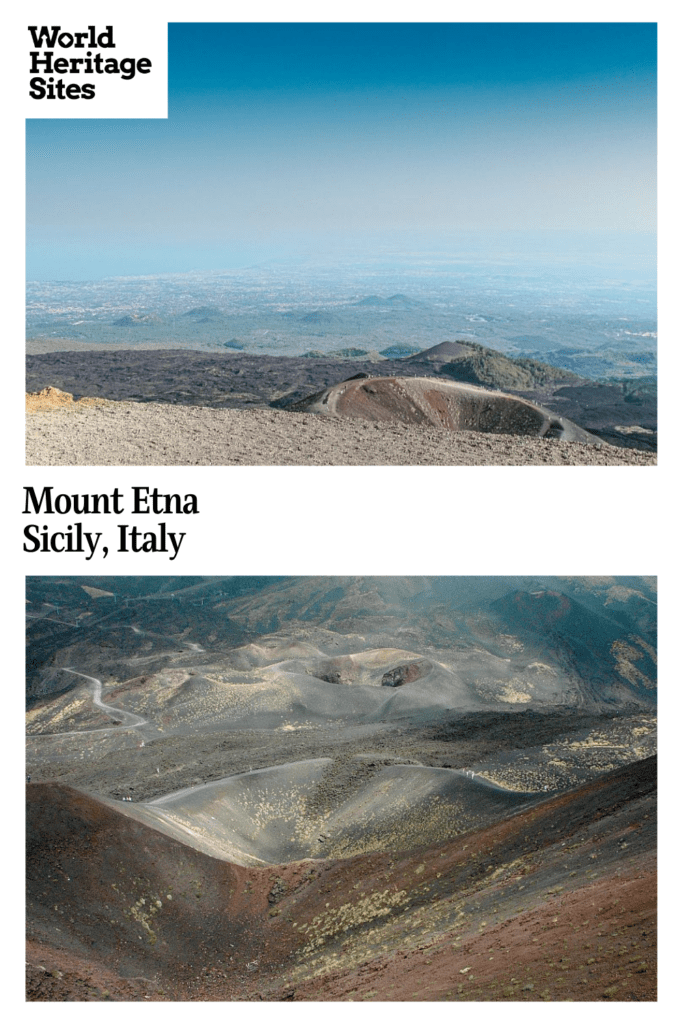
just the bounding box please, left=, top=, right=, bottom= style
left=218, top=575, right=657, bottom=708
left=26, top=576, right=656, bottom=796
left=26, top=576, right=656, bottom=723
left=26, top=576, right=656, bottom=1001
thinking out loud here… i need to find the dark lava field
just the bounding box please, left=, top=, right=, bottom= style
left=26, top=342, right=657, bottom=449
left=26, top=576, right=657, bottom=1001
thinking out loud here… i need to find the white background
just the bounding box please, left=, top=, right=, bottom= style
left=24, top=17, right=167, bottom=119
left=6, top=1, right=679, bottom=1019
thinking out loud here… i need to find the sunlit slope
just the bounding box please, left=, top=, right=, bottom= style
left=28, top=636, right=591, bottom=744
left=119, top=760, right=331, bottom=865
left=111, top=758, right=540, bottom=866
left=318, top=763, right=540, bottom=859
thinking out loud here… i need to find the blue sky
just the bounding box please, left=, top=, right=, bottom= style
left=26, top=23, right=657, bottom=279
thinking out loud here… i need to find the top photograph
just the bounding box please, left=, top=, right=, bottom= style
left=25, top=22, right=657, bottom=466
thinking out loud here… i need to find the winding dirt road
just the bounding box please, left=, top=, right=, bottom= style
left=60, top=668, right=146, bottom=729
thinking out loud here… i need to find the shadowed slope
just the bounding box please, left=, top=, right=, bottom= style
left=26, top=782, right=256, bottom=983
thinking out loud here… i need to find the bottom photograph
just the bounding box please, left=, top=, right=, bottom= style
left=26, top=576, right=657, bottom=1002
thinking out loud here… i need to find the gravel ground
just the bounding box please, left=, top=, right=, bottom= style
left=26, top=402, right=656, bottom=466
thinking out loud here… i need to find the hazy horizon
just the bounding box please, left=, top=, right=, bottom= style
left=26, top=22, right=656, bottom=282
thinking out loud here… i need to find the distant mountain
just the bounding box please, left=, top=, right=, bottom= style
left=181, top=306, right=222, bottom=318
left=180, top=306, right=226, bottom=323
left=379, top=344, right=420, bottom=358
left=297, top=311, right=338, bottom=325
left=111, top=314, right=161, bottom=327
left=353, top=294, right=427, bottom=309
left=408, top=341, right=579, bottom=389
left=386, top=293, right=427, bottom=308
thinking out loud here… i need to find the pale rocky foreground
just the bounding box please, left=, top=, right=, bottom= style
left=26, top=394, right=656, bottom=466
